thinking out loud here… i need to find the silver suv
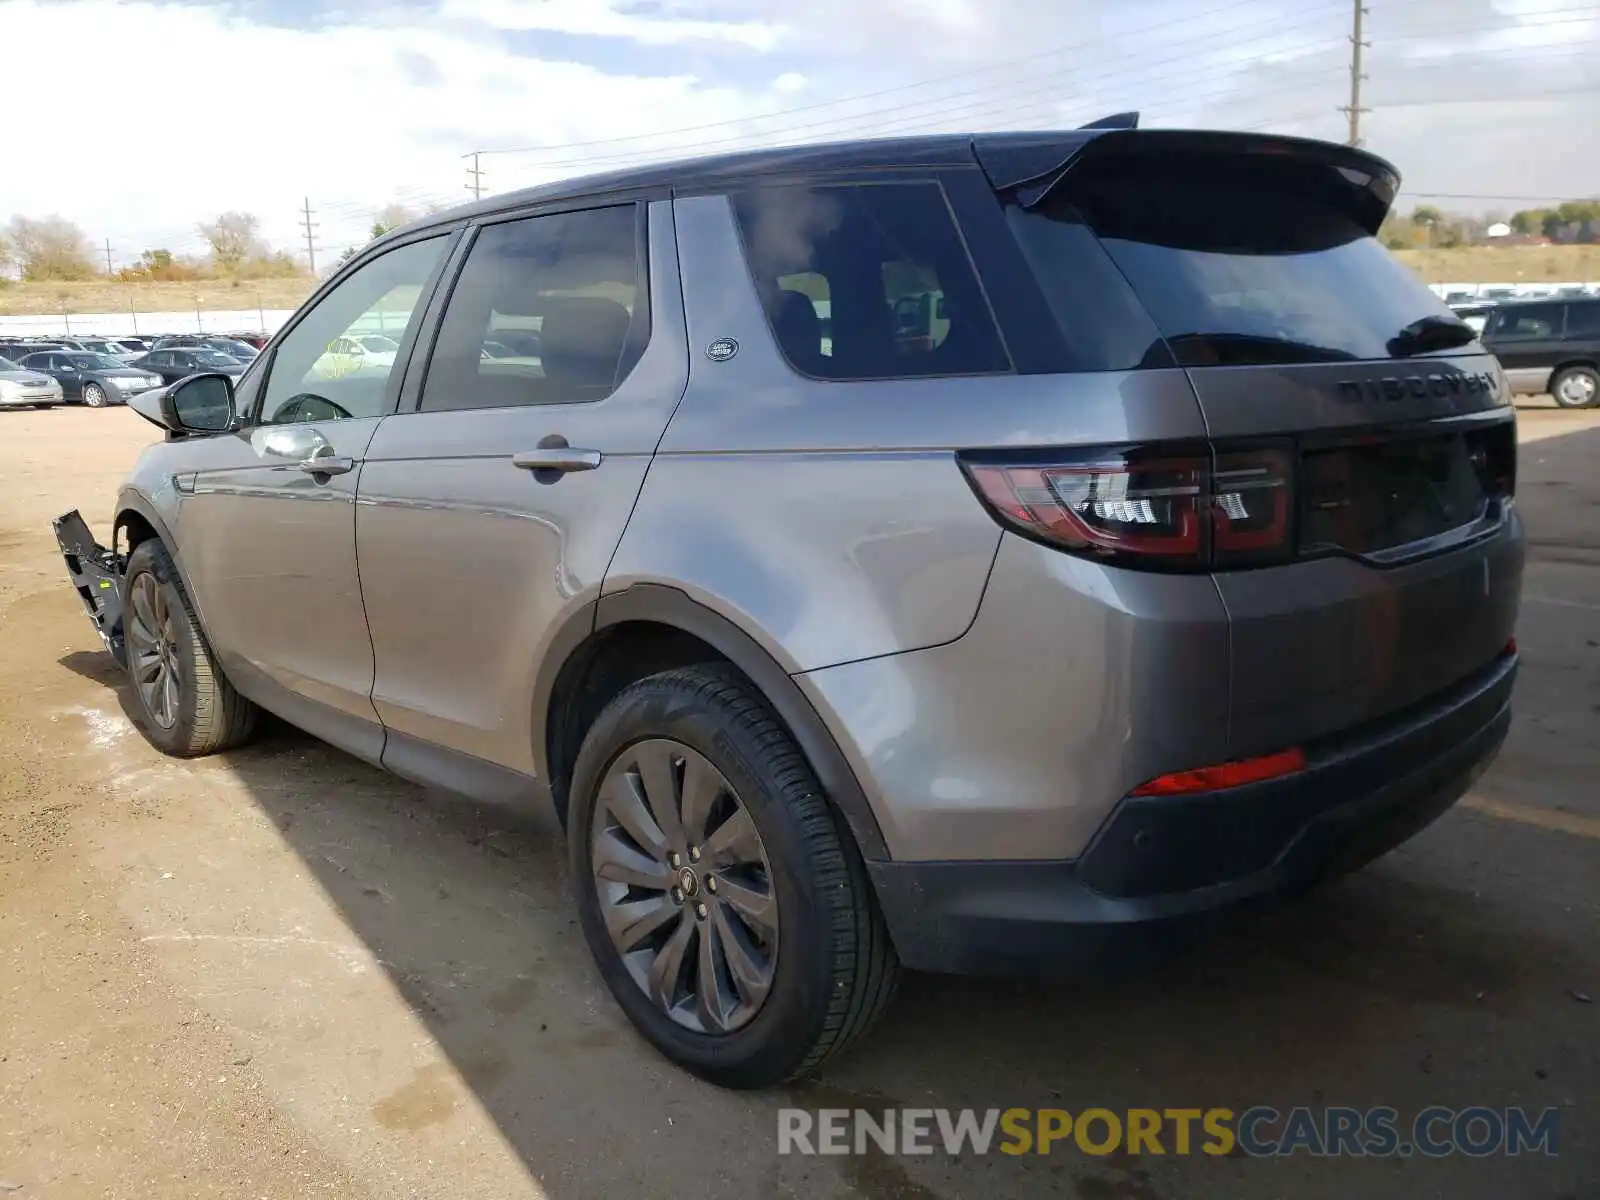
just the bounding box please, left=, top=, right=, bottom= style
left=55, top=125, right=1524, bottom=1088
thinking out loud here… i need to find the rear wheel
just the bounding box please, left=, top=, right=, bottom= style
left=568, top=664, right=899, bottom=1088
left=122, top=539, right=258, bottom=757
left=83, top=383, right=109, bottom=408
left=1551, top=365, right=1599, bottom=409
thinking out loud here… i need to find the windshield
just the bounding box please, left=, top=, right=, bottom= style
left=195, top=351, right=240, bottom=368
left=358, top=335, right=399, bottom=352
left=1036, top=169, right=1471, bottom=367
left=70, top=353, right=128, bottom=369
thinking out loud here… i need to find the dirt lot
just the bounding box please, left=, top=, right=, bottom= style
left=0, top=404, right=1596, bottom=1199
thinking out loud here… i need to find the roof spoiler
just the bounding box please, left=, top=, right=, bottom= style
left=1078, top=111, right=1139, bottom=130
left=973, top=128, right=1402, bottom=233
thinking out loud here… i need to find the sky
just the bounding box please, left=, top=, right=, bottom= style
left=1, top=0, right=1597, bottom=269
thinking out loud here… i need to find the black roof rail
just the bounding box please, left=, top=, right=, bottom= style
left=1078, top=111, right=1139, bottom=130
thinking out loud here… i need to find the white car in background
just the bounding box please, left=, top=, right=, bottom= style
left=313, top=333, right=400, bottom=374
left=0, top=355, right=65, bottom=408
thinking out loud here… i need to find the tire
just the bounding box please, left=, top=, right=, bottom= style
left=568, top=664, right=899, bottom=1089
left=122, top=539, right=259, bottom=757
left=1550, top=365, right=1599, bottom=409
left=83, top=383, right=109, bottom=408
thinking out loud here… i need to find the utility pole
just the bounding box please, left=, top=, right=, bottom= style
left=466, top=152, right=485, bottom=200
left=300, top=197, right=319, bottom=275
left=103, top=238, right=114, bottom=275
left=1338, top=0, right=1371, bottom=147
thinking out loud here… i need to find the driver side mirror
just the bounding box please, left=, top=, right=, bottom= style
left=131, top=372, right=236, bottom=435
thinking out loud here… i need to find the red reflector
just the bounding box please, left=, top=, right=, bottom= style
left=1504, top=637, right=1517, bottom=655
left=1131, top=747, right=1307, bottom=797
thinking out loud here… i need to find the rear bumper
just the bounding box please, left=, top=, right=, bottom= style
left=53, top=509, right=127, bottom=665
left=869, top=651, right=1515, bottom=976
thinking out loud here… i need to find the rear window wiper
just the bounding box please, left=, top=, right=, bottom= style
left=1387, top=314, right=1478, bottom=358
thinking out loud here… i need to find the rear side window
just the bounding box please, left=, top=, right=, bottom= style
left=1043, top=165, right=1460, bottom=367
left=420, top=204, right=644, bottom=411
left=1568, top=302, right=1600, bottom=336
left=730, top=181, right=1010, bottom=380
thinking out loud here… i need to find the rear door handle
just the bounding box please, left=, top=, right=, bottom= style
left=297, top=455, right=355, bottom=476
left=512, top=448, right=602, bottom=473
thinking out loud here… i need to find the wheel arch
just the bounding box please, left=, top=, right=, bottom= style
left=534, top=584, right=890, bottom=862
left=1547, top=358, right=1600, bottom=392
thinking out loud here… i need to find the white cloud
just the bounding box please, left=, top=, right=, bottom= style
left=443, top=0, right=787, bottom=49
left=1, top=0, right=1595, bottom=269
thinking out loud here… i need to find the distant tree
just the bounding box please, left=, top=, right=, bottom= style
left=197, top=211, right=267, bottom=271
left=0, top=229, right=13, bottom=276
left=371, top=203, right=417, bottom=238
left=5, top=215, right=95, bottom=280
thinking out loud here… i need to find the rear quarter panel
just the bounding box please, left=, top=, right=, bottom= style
left=607, top=192, right=1209, bottom=673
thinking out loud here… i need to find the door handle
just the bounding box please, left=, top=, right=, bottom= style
left=512, top=448, right=602, bottom=473
left=297, top=455, right=355, bottom=476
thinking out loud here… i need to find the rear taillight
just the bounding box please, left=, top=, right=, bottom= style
left=961, top=443, right=1293, bottom=571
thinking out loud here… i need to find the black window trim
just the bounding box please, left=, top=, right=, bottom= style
left=725, top=174, right=1016, bottom=384
left=244, top=225, right=463, bottom=427
left=401, top=196, right=653, bottom=415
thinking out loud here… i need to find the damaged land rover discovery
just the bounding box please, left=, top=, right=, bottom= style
left=54, top=118, right=1522, bottom=1089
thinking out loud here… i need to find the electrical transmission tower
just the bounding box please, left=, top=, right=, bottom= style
left=466, top=152, right=486, bottom=200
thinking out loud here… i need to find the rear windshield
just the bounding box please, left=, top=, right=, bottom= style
left=1024, top=169, right=1464, bottom=368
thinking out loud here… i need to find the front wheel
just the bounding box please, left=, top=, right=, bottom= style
left=1551, top=365, right=1599, bottom=409
left=122, top=539, right=259, bottom=756
left=83, top=383, right=109, bottom=408
left=568, top=665, right=899, bottom=1089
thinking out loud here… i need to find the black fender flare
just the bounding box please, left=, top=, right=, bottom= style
left=532, top=583, right=891, bottom=862
left=112, top=489, right=214, bottom=637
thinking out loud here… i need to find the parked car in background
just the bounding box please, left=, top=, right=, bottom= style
left=130, top=347, right=249, bottom=384
left=151, top=335, right=259, bottom=360
left=51, top=126, right=1523, bottom=1089
left=17, top=351, right=163, bottom=407
left=77, top=338, right=143, bottom=362
left=0, top=354, right=65, bottom=408
left=1, top=341, right=69, bottom=359
left=311, top=333, right=400, bottom=378
left=1481, top=296, right=1600, bottom=407
left=225, top=331, right=270, bottom=349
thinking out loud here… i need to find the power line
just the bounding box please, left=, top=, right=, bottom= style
left=465, top=152, right=485, bottom=200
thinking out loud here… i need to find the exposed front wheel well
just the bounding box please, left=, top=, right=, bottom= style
left=115, top=509, right=158, bottom=557
left=544, top=621, right=734, bottom=827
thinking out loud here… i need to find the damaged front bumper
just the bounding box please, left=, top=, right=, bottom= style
left=53, top=509, right=127, bottom=666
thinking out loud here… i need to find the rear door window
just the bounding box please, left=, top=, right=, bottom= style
left=1032, top=167, right=1465, bottom=367
left=1493, top=304, right=1565, bottom=339
left=730, top=180, right=1010, bottom=380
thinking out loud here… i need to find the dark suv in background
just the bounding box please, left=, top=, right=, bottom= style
left=1482, top=296, right=1600, bottom=407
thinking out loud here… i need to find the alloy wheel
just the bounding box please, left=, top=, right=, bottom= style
left=1557, top=372, right=1596, bottom=406
left=84, top=384, right=107, bottom=408
left=126, top=573, right=181, bottom=729
left=590, top=738, right=779, bottom=1034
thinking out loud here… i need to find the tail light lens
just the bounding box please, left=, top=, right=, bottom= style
left=961, top=443, right=1294, bottom=571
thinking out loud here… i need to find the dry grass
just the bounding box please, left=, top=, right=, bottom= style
left=1391, top=244, right=1600, bottom=284
left=0, top=277, right=316, bottom=317
left=1, top=245, right=1597, bottom=316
